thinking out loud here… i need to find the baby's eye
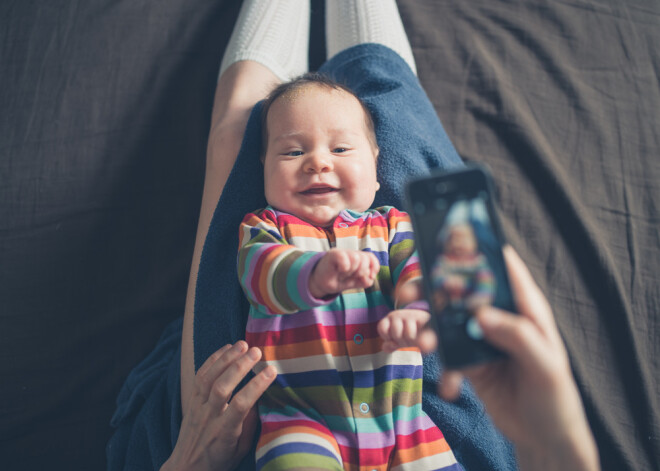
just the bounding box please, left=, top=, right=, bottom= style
left=333, top=147, right=348, bottom=153
left=285, top=150, right=303, bottom=157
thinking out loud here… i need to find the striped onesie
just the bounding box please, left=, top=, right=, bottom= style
left=431, top=253, right=495, bottom=310
left=238, top=205, right=462, bottom=471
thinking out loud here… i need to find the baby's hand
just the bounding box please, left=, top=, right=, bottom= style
left=378, top=309, right=431, bottom=353
left=309, top=249, right=380, bottom=299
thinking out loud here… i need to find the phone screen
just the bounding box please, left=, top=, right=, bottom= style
left=407, top=167, right=515, bottom=367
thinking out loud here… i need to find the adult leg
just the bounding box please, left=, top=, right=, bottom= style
left=219, top=0, right=309, bottom=82
left=326, top=0, right=417, bottom=74
left=181, top=61, right=280, bottom=409
left=181, top=0, right=310, bottom=414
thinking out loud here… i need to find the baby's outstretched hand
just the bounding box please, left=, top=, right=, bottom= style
left=378, top=309, right=431, bottom=353
left=309, top=249, right=380, bottom=299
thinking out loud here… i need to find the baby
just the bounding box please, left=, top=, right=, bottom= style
left=431, top=222, right=495, bottom=313
left=237, top=74, right=462, bottom=471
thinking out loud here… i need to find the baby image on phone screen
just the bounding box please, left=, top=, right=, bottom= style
left=431, top=200, right=496, bottom=313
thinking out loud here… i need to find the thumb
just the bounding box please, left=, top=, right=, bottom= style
left=395, top=279, right=424, bottom=306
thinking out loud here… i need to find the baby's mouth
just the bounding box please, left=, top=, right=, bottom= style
left=300, top=185, right=338, bottom=195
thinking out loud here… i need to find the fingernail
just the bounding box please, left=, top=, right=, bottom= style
left=263, top=366, right=276, bottom=379
left=248, top=347, right=260, bottom=360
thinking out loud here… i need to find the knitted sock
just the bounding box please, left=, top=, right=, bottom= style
left=325, top=0, right=417, bottom=75
left=219, top=0, right=310, bottom=82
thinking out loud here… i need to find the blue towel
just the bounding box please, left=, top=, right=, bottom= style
left=108, top=318, right=183, bottom=470
left=108, top=44, right=517, bottom=471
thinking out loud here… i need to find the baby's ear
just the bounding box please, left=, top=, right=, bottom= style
left=375, top=181, right=381, bottom=191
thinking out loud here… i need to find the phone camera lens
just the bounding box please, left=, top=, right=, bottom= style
left=435, top=182, right=447, bottom=193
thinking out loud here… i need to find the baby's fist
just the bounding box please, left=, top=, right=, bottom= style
left=378, top=309, right=431, bottom=353
left=309, top=249, right=380, bottom=298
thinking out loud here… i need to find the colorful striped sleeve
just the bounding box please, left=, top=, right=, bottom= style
left=385, top=207, right=424, bottom=310
left=237, top=210, right=329, bottom=315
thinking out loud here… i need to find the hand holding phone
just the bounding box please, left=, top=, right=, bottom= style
left=406, top=165, right=516, bottom=368
left=402, top=184, right=600, bottom=469
left=425, top=247, right=600, bottom=471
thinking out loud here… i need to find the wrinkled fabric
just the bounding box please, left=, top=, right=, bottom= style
left=2, top=1, right=658, bottom=470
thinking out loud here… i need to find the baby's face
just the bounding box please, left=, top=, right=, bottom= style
left=263, top=84, right=379, bottom=226
left=446, top=224, right=478, bottom=257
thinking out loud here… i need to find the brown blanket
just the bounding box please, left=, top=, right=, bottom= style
left=1, top=0, right=657, bottom=469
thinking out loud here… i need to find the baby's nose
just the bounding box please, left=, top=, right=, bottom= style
left=304, top=151, right=332, bottom=172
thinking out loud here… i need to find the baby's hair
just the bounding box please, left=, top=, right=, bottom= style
left=437, top=221, right=476, bottom=249
left=259, top=72, right=378, bottom=159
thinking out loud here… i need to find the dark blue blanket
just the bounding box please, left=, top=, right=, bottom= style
left=108, top=44, right=517, bottom=471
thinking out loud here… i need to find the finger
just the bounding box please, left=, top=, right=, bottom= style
left=333, top=250, right=351, bottom=274
left=417, top=326, right=438, bottom=354
left=194, top=342, right=246, bottom=400
left=208, top=346, right=263, bottom=411
left=368, top=252, right=381, bottom=275
left=403, top=317, right=418, bottom=344
left=390, top=316, right=404, bottom=341
left=377, top=316, right=392, bottom=341
left=222, top=365, right=277, bottom=430
left=195, top=343, right=232, bottom=380
left=503, top=247, right=555, bottom=337
left=438, top=370, right=464, bottom=401
left=391, top=308, right=430, bottom=339
left=357, top=254, right=372, bottom=282
left=407, top=308, right=431, bottom=326
left=357, top=254, right=368, bottom=274
left=360, top=267, right=376, bottom=288
left=396, top=279, right=424, bottom=306
left=346, top=250, right=362, bottom=274
left=475, top=306, right=551, bottom=372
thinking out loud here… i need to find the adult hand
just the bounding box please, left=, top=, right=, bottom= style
left=416, top=246, right=600, bottom=470
left=162, top=341, right=276, bottom=471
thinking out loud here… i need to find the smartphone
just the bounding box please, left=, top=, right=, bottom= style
left=405, top=165, right=516, bottom=368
